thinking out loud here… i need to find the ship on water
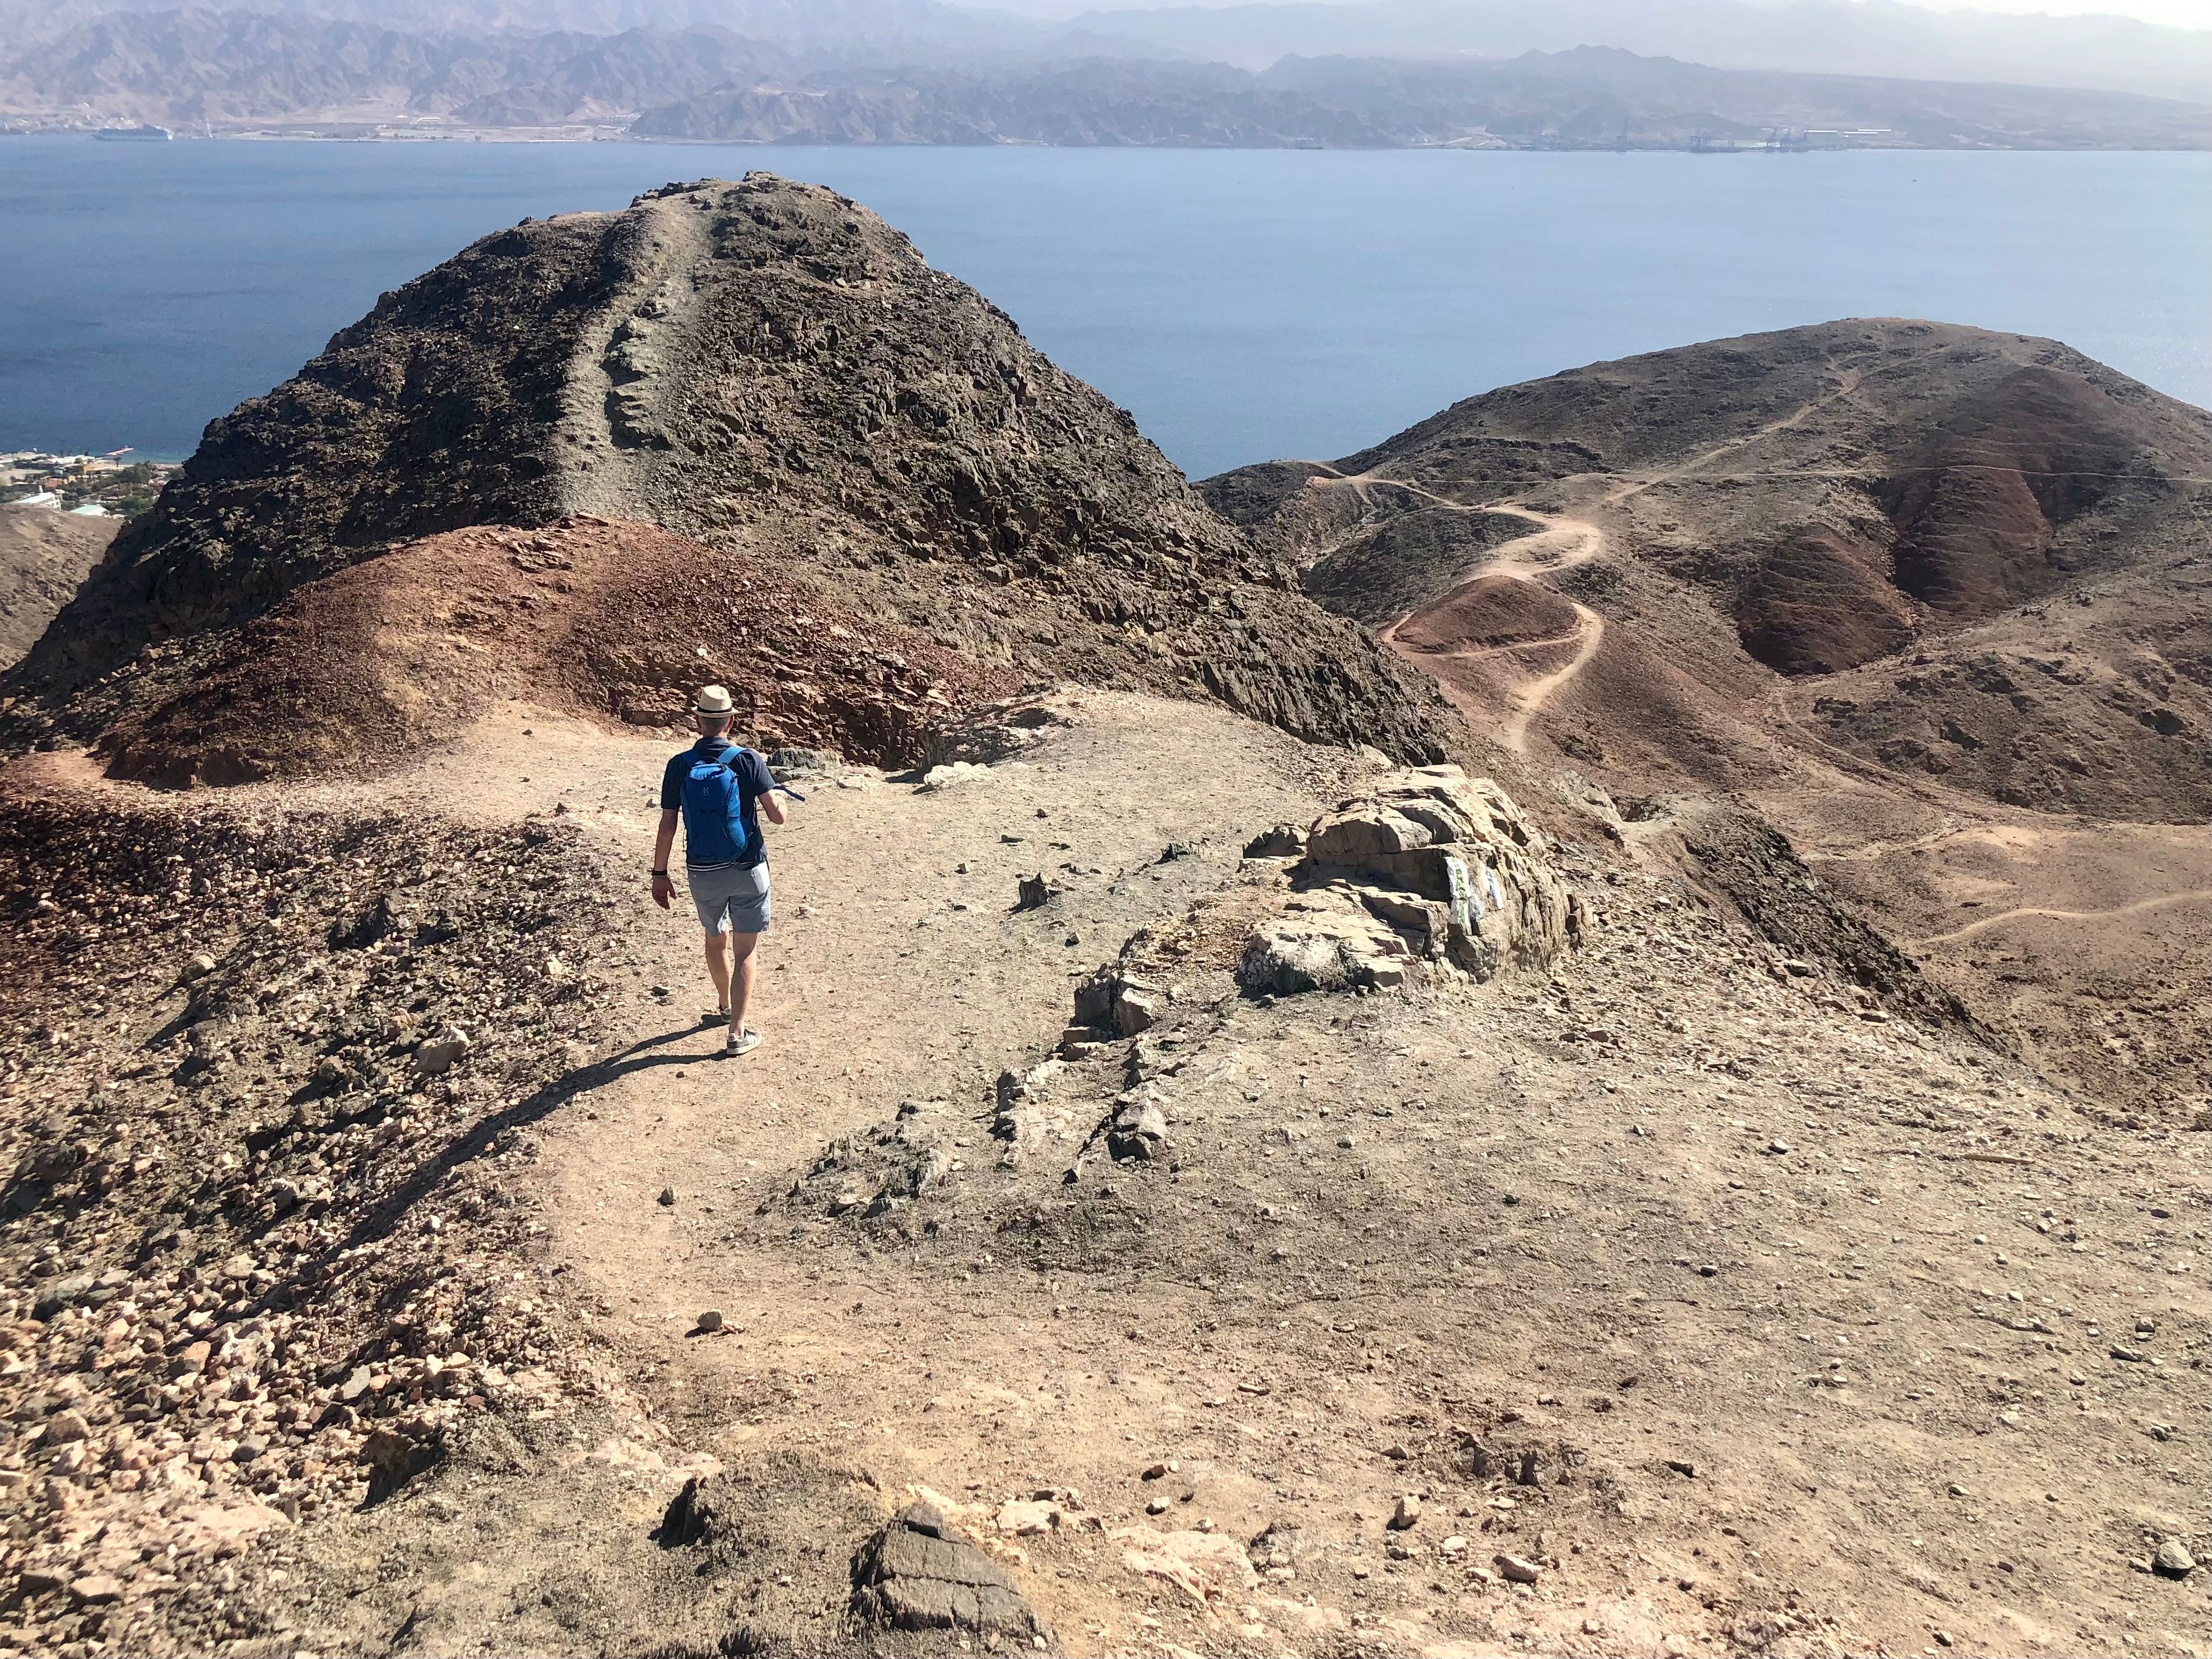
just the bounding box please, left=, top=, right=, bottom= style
left=92, top=124, right=173, bottom=141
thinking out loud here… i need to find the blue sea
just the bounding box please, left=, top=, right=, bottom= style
left=1, top=138, right=2205, bottom=479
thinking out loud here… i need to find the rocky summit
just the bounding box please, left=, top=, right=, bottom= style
left=1, top=174, right=1447, bottom=783
left=0, top=188, right=2204, bottom=1659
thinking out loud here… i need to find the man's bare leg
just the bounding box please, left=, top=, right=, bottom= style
left=704, top=930, right=732, bottom=1016
left=727, top=933, right=759, bottom=1037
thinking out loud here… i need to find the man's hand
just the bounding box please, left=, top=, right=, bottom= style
left=651, top=870, right=673, bottom=911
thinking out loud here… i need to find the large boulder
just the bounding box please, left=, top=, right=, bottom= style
left=850, top=1502, right=1048, bottom=1640
left=1242, top=766, right=1582, bottom=993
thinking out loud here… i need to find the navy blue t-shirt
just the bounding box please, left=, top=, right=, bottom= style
left=660, top=739, right=774, bottom=870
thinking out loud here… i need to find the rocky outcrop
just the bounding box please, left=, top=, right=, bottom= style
left=850, top=1502, right=1048, bottom=1640
left=5, top=174, right=1450, bottom=776
left=1073, top=962, right=1167, bottom=1039
left=1241, top=765, right=1583, bottom=994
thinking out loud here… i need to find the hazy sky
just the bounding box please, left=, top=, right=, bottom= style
left=1905, top=0, right=2211, bottom=22
left=974, top=0, right=2212, bottom=26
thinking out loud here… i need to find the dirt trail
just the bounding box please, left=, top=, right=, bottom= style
left=1599, top=366, right=1865, bottom=508
left=422, top=701, right=2208, bottom=1659
left=1910, top=889, right=2212, bottom=948
left=1498, top=600, right=1605, bottom=755
left=10, top=696, right=2207, bottom=1659
left=1369, top=504, right=1608, bottom=755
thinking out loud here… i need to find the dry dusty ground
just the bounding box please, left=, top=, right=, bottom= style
left=6, top=690, right=2191, bottom=1657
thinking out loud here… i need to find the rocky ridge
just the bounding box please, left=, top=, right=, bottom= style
left=3, top=174, right=1450, bottom=779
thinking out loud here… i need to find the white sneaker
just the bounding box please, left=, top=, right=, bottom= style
left=725, top=1027, right=762, bottom=1058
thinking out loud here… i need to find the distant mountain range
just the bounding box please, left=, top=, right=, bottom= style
left=0, top=11, right=794, bottom=127
left=0, top=0, right=1003, bottom=51
left=1057, top=0, right=2212, bottom=103
left=0, top=0, right=2204, bottom=145
left=633, top=48, right=2209, bottom=148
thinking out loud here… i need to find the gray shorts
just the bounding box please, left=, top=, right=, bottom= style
left=687, top=863, right=770, bottom=936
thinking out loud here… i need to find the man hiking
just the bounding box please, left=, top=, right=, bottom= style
left=651, top=686, right=787, bottom=1057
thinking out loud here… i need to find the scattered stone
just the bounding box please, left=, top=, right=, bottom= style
left=917, top=761, right=995, bottom=792
left=31, top=1276, right=93, bottom=1321
left=1016, top=873, right=1057, bottom=911
left=995, top=1499, right=1063, bottom=1536
left=1666, top=1459, right=1697, bottom=1477
left=66, top=1574, right=123, bottom=1606
left=1073, top=966, right=1167, bottom=1037
left=658, top=1186, right=676, bottom=1206
left=41, top=1410, right=89, bottom=1446
left=1494, top=1553, right=1541, bottom=1584
left=2153, top=1538, right=2196, bottom=1578
left=414, top=1029, right=472, bottom=1076
left=360, top=1420, right=442, bottom=1503
left=1121, top=1527, right=1259, bottom=1604
left=851, top=1503, right=1047, bottom=1638
left=1389, top=1494, right=1422, bottom=1531
left=695, top=1309, right=725, bottom=1333
left=180, top=951, right=217, bottom=982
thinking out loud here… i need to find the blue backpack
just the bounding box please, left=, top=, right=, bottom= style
left=681, top=747, right=758, bottom=867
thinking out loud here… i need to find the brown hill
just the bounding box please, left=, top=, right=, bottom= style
left=0, top=504, right=114, bottom=670
left=1203, top=320, right=2210, bottom=1121
left=1204, top=318, right=2211, bottom=823
left=89, top=517, right=1025, bottom=787
left=2, top=174, right=1448, bottom=784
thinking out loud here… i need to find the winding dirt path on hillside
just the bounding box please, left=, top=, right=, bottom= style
left=1367, top=505, right=1608, bottom=755
left=1910, top=888, right=2212, bottom=947
left=1598, top=366, right=1865, bottom=508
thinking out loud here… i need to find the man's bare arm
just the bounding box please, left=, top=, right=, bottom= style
left=650, top=809, right=679, bottom=909
left=762, top=791, right=787, bottom=826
